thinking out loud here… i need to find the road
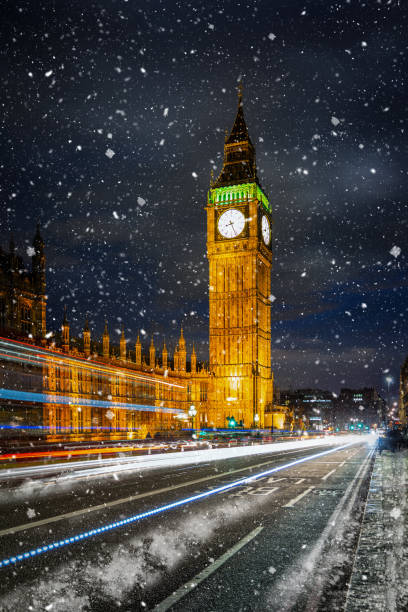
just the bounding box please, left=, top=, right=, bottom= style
left=0, top=436, right=374, bottom=611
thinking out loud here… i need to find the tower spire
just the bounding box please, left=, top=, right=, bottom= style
left=62, top=306, right=69, bottom=352
left=120, top=324, right=126, bottom=361
left=238, top=81, right=243, bottom=105
left=103, top=320, right=110, bottom=358
left=212, top=86, right=258, bottom=188
left=83, top=318, right=91, bottom=357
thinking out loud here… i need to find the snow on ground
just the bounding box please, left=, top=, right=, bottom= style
left=1, top=481, right=267, bottom=611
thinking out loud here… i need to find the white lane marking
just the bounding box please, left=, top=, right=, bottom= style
left=153, top=526, right=264, bottom=611
left=294, top=478, right=305, bottom=485
left=248, top=486, right=279, bottom=497
left=0, top=448, right=317, bottom=538
left=272, top=449, right=374, bottom=611
left=321, top=468, right=337, bottom=481
left=283, top=487, right=314, bottom=508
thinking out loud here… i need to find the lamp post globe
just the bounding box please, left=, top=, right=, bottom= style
left=188, top=405, right=197, bottom=433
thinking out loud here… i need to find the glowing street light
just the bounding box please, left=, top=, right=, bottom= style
left=188, top=405, right=197, bottom=431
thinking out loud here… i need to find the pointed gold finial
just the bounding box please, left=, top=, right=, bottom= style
left=238, top=81, right=243, bottom=105
left=210, top=168, right=214, bottom=186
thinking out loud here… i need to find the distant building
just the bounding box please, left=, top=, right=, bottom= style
left=279, top=387, right=385, bottom=430
left=399, top=357, right=408, bottom=425
left=336, top=388, right=386, bottom=428
left=279, top=389, right=336, bottom=430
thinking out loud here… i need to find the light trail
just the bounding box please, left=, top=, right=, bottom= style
left=0, top=441, right=360, bottom=569
left=0, top=388, right=183, bottom=414
left=0, top=445, right=146, bottom=461
left=0, top=336, right=185, bottom=389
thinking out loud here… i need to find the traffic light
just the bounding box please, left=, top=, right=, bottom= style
left=349, top=424, right=354, bottom=430
left=227, top=416, right=237, bottom=428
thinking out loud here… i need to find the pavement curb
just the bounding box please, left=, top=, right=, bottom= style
left=345, top=449, right=408, bottom=612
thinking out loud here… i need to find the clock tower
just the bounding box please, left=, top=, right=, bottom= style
left=206, top=87, right=273, bottom=428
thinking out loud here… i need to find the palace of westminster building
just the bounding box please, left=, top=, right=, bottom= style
left=0, top=92, right=275, bottom=440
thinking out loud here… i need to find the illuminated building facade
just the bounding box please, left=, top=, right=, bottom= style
left=1, top=90, right=274, bottom=439
left=206, top=86, right=273, bottom=428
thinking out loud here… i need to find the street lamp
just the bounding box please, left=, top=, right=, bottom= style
left=254, top=413, right=260, bottom=428
left=188, top=405, right=197, bottom=432
left=385, top=376, right=394, bottom=426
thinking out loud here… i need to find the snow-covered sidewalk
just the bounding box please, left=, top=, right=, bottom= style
left=346, top=449, right=408, bottom=612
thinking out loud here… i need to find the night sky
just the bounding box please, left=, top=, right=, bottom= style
left=1, top=0, right=407, bottom=399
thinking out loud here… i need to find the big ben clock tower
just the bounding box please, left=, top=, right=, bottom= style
left=206, top=86, right=273, bottom=429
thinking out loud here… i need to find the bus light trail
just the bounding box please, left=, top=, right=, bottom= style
left=0, top=336, right=186, bottom=389
left=0, top=389, right=183, bottom=414
left=0, top=441, right=359, bottom=569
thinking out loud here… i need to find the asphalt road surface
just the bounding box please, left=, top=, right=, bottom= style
left=0, top=437, right=374, bottom=611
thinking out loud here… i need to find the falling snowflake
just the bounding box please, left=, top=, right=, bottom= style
left=390, top=245, right=401, bottom=258
left=331, top=116, right=340, bottom=126
left=26, top=246, right=36, bottom=257
left=390, top=507, right=401, bottom=520
left=105, top=410, right=115, bottom=421
left=105, top=148, right=115, bottom=159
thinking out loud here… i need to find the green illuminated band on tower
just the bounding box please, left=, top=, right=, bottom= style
left=208, top=182, right=270, bottom=212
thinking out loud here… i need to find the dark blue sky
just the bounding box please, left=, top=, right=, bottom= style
left=1, top=0, right=407, bottom=397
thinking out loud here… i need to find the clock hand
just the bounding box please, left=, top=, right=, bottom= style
left=226, top=220, right=237, bottom=236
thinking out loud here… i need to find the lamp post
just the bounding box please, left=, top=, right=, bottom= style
left=188, top=405, right=197, bottom=433
left=254, top=413, right=260, bottom=429
left=385, top=376, right=393, bottom=427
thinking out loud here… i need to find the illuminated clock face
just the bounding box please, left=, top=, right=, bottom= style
left=261, top=215, right=271, bottom=245
left=217, top=209, right=245, bottom=239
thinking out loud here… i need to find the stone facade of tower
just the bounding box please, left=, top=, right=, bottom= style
left=206, top=89, right=273, bottom=428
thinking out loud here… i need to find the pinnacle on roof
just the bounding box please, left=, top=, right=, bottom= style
left=33, top=223, right=44, bottom=247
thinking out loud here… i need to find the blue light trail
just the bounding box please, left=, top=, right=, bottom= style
left=0, top=441, right=359, bottom=569
left=0, top=388, right=182, bottom=414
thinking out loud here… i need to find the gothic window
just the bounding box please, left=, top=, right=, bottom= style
left=200, top=383, right=207, bottom=402
left=21, top=305, right=32, bottom=334
left=0, top=298, right=5, bottom=328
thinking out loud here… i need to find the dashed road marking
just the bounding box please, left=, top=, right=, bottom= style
left=153, top=526, right=264, bottom=611
left=283, top=487, right=315, bottom=508
left=321, top=468, right=337, bottom=481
